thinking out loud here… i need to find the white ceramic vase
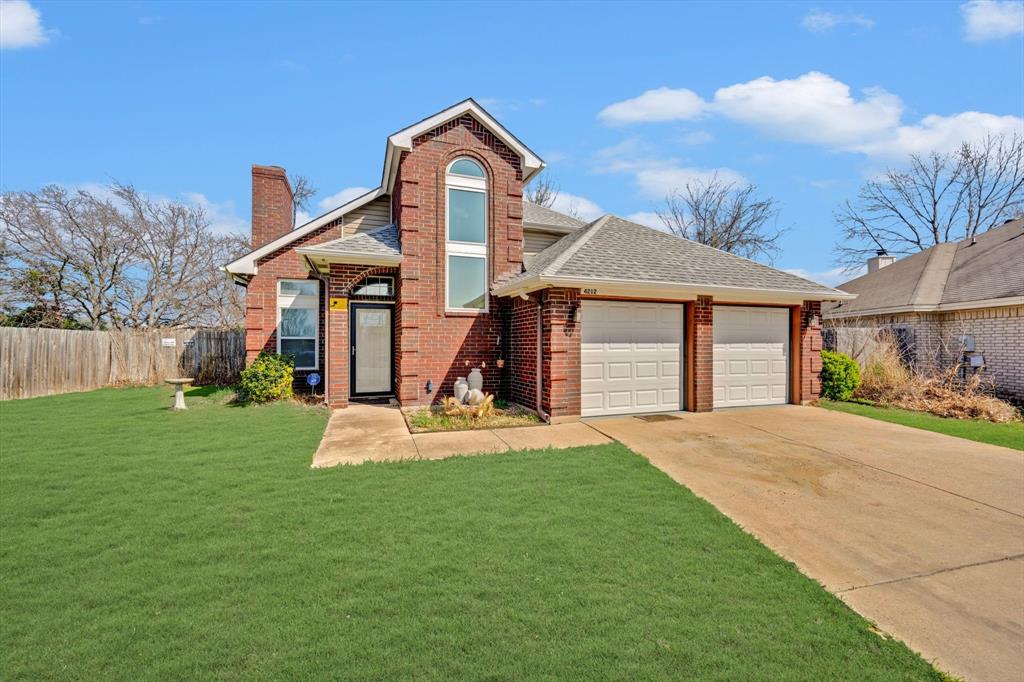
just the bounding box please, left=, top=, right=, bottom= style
left=468, top=368, right=483, bottom=391
left=454, top=377, right=469, bottom=403
left=466, top=388, right=485, bottom=405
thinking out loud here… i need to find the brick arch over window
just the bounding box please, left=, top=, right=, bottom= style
left=342, top=266, right=400, bottom=297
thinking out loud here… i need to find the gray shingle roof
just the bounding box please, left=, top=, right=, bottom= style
left=522, top=202, right=585, bottom=231
left=497, top=215, right=847, bottom=297
left=825, top=218, right=1024, bottom=316
left=299, top=224, right=401, bottom=259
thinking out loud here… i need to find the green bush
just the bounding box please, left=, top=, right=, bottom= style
left=239, top=352, right=294, bottom=403
left=820, top=350, right=861, bottom=401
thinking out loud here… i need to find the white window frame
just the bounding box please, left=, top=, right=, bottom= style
left=445, top=158, right=488, bottom=313
left=276, top=279, right=320, bottom=370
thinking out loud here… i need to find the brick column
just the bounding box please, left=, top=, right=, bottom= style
left=542, top=288, right=581, bottom=421
left=693, top=296, right=714, bottom=412
left=799, top=300, right=823, bottom=403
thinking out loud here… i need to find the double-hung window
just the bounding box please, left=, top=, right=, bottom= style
left=277, top=279, right=319, bottom=369
left=445, top=158, right=488, bottom=312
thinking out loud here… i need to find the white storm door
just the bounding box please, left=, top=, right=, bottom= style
left=353, top=306, right=392, bottom=394
left=580, top=301, right=684, bottom=417
left=713, top=306, right=789, bottom=408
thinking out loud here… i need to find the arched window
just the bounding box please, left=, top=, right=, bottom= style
left=445, top=157, right=487, bottom=311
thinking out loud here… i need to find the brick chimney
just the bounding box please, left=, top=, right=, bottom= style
left=867, top=248, right=895, bottom=273
left=251, top=165, right=294, bottom=248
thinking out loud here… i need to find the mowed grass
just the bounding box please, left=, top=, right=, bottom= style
left=1, top=387, right=942, bottom=680
left=821, top=399, right=1024, bottom=451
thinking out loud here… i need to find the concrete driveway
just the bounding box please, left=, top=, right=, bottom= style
left=589, top=406, right=1024, bottom=682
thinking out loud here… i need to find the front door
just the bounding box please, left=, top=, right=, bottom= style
left=351, top=303, right=393, bottom=396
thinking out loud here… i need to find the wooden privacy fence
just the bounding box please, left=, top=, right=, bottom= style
left=0, top=327, right=245, bottom=400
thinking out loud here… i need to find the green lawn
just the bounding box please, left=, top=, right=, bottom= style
left=821, top=399, right=1024, bottom=451
left=1, top=387, right=942, bottom=680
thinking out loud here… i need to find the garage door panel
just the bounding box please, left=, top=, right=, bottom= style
left=580, top=301, right=684, bottom=416
left=714, top=306, right=789, bottom=409
left=607, top=391, right=632, bottom=408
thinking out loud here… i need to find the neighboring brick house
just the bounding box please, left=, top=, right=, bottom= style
left=225, top=99, right=851, bottom=418
left=823, top=219, right=1024, bottom=404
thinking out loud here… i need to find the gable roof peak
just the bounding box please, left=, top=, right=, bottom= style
left=381, top=98, right=545, bottom=192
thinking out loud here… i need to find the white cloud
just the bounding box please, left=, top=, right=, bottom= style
left=0, top=0, right=51, bottom=49
left=713, top=72, right=904, bottom=148
left=961, top=0, right=1024, bottom=42
left=550, top=192, right=603, bottom=221
left=853, top=110, right=1024, bottom=158
left=598, top=87, right=705, bottom=125
left=625, top=211, right=664, bottom=229
left=182, top=192, right=247, bottom=235
left=801, top=9, right=874, bottom=32
left=600, top=71, right=1024, bottom=162
left=680, top=130, right=714, bottom=145
left=784, top=266, right=864, bottom=287
left=634, top=166, right=747, bottom=199
left=317, top=186, right=372, bottom=212
left=295, top=209, right=312, bottom=226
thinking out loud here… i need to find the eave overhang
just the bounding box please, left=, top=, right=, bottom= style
left=493, top=275, right=857, bottom=305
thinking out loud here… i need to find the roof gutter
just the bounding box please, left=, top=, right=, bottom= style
left=493, top=275, right=856, bottom=303
left=824, top=295, right=1024, bottom=319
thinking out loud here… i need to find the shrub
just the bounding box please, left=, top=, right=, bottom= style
left=820, top=350, right=861, bottom=401
left=239, top=352, right=294, bottom=403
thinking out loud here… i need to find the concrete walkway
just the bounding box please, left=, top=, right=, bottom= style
left=311, top=403, right=611, bottom=468
left=588, top=405, right=1024, bottom=682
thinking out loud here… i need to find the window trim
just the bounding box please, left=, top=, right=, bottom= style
left=445, top=158, right=488, bottom=313
left=276, top=278, right=320, bottom=370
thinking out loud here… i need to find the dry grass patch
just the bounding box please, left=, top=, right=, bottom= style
left=404, top=402, right=542, bottom=433
left=855, top=341, right=1020, bottom=423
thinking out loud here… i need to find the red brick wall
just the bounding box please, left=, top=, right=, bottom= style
left=251, top=165, right=294, bottom=248
left=246, top=215, right=348, bottom=369
left=800, top=300, right=823, bottom=402
left=508, top=295, right=539, bottom=409
left=541, top=288, right=581, bottom=419
left=693, top=296, right=715, bottom=412
left=391, top=113, right=525, bottom=405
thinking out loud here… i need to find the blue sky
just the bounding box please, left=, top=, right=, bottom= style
left=2, top=0, right=1022, bottom=284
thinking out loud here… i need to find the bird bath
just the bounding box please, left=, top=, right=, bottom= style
left=165, top=378, right=195, bottom=410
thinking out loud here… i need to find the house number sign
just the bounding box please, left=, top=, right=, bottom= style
left=582, top=288, right=599, bottom=295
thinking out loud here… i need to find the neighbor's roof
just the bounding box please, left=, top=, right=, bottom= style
left=824, top=218, right=1024, bottom=318
left=523, top=202, right=585, bottom=232
left=296, top=224, right=402, bottom=266
left=493, top=215, right=853, bottom=302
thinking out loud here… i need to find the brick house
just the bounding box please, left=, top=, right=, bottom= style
left=823, top=219, right=1024, bottom=404
left=225, top=99, right=852, bottom=419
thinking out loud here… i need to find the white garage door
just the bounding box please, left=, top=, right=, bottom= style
left=713, top=306, right=789, bottom=408
left=581, top=301, right=683, bottom=417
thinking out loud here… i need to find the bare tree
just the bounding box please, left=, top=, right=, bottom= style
left=657, top=175, right=785, bottom=262
left=835, top=133, right=1024, bottom=267
left=291, top=174, right=317, bottom=225
left=0, top=183, right=248, bottom=329
left=0, top=186, right=134, bottom=329
left=525, top=172, right=559, bottom=208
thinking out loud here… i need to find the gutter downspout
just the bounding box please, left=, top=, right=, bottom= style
left=534, top=294, right=549, bottom=423
left=305, top=255, right=331, bottom=407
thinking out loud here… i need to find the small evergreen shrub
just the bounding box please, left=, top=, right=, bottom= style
left=239, top=352, right=294, bottom=403
left=820, top=350, right=860, bottom=401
